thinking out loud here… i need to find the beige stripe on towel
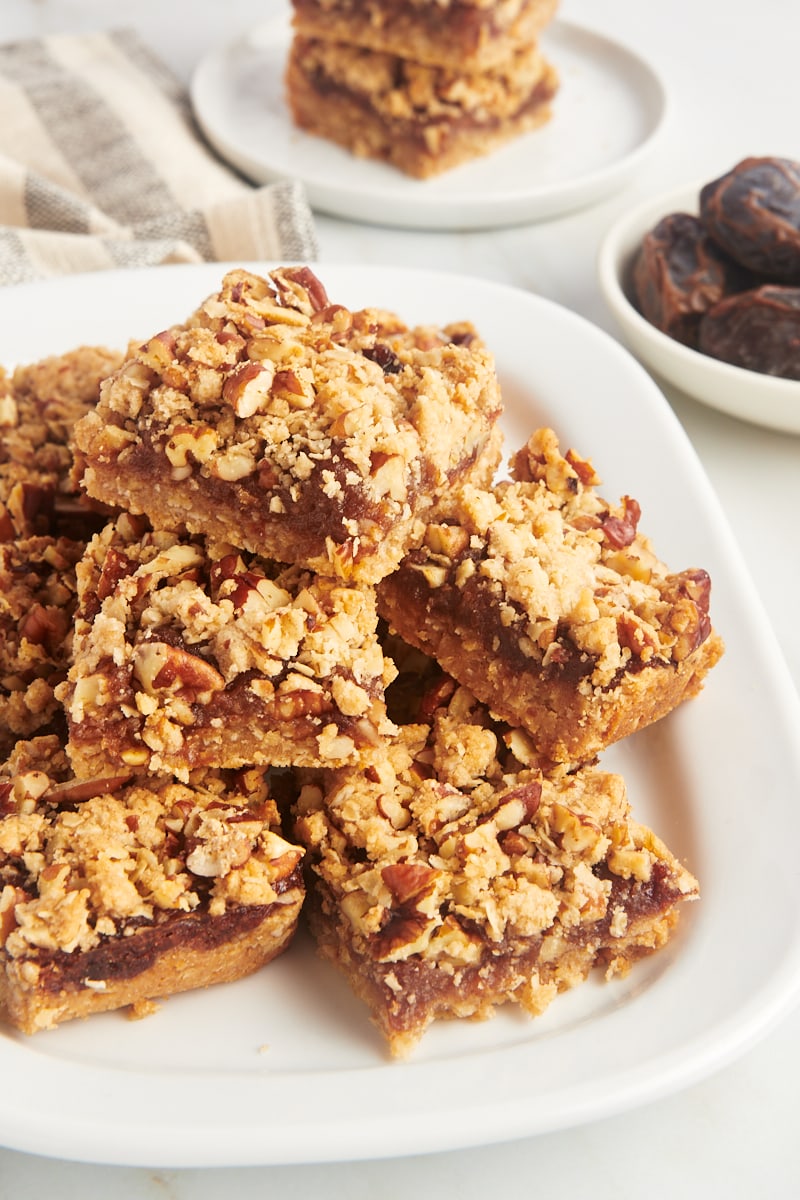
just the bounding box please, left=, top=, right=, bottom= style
left=0, top=29, right=317, bottom=286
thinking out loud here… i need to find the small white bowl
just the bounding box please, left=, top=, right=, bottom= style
left=597, top=183, right=800, bottom=435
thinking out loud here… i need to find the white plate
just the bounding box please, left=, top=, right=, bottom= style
left=1, top=263, right=800, bottom=1168
left=598, top=183, right=800, bottom=435
left=190, top=9, right=667, bottom=230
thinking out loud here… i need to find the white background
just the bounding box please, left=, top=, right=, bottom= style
left=1, top=0, right=799, bottom=1195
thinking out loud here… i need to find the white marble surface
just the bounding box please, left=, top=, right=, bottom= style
left=1, top=0, right=799, bottom=1194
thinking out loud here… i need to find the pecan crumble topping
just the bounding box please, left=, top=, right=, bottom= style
left=0, top=736, right=305, bottom=1033
left=59, top=515, right=397, bottom=780
left=293, top=674, right=698, bottom=1056
left=378, top=427, right=724, bottom=763
left=73, top=267, right=503, bottom=584
left=0, top=534, right=84, bottom=757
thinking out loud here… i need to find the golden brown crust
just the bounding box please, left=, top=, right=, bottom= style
left=1, top=901, right=300, bottom=1035
left=293, top=679, right=698, bottom=1056
left=0, top=737, right=305, bottom=1033
left=285, top=38, right=558, bottom=179
left=378, top=427, right=725, bottom=764
left=72, top=267, right=503, bottom=585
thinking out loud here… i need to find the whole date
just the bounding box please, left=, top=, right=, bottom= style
left=699, top=286, right=800, bottom=380
left=632, top=212, right=751, bottom=347
left=700, top=157, right=800, bottom=282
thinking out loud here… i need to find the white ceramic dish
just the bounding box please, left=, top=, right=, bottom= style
left=190, top=8, right=667, bottom=230
left=1, top=263, right=800, bottom=1169
left=598, top=183, right=800, bottom=435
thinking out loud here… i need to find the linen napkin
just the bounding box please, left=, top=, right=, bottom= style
left=0, top=28, right=318, bottom=285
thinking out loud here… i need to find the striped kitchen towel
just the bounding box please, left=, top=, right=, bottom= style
left=0, top=28, right=318, bottom=285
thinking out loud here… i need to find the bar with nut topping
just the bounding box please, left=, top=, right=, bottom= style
left=285, top=37, right=559, bottom=180
left=292, top=673, right=699, bottom=1057
left=285, top=0, right=560, bottom=177
left=0, top=735, right=305, bottom=1033
left=58, top=515, right=397, bottom=780
left=72, top=267, right=503, bottom=585
left=377, top=427, right=724, bottom=766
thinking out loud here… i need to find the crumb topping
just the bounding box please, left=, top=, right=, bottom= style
left=0, top=535, right=85, bottom=754
left=294, top=37, right=554, bottom=125
left=391, top=427, right=715, bottom=689
left=59, top=514, right=396, bottom=773
left=0, top=346, right=123, bottom=542
left=0, top=737, right=304, bottom=958
left=72, top=267, right=502, bottom=582
left=294, top=684, right=698, bottom=967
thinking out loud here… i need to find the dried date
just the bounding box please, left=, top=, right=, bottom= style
left=632, top=212, right=751, bottom=347
left=698, top=285, right=800, bottom=380
left=699, top=156, right=800, bottom=282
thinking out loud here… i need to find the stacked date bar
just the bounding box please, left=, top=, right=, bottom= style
left=73, top=266, right=503, bottom=585
left=58, top=516, right=398, bottom=781
left=285, top=0, right=561, bottom=178
left=377, top=427, right=724, bottom=766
